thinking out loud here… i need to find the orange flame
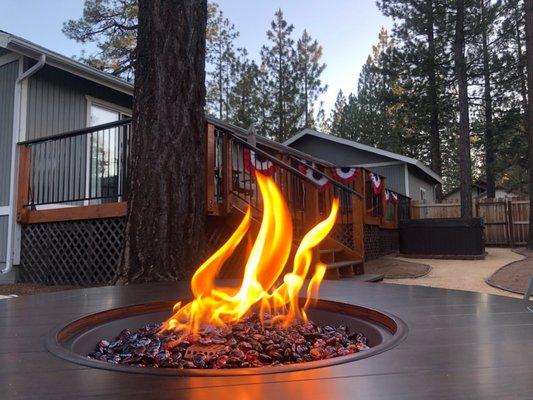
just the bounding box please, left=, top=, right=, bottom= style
left=162, top=172, right=339, bottom=335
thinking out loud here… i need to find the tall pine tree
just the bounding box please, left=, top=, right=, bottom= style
left=206, top=3, right=239, bottom=119
left=296, top=30, right=327, bottom=128
left=260, top=10, right=300, bottom=141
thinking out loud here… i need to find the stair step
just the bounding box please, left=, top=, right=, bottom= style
left=319, top=248, right=343, bottom=255
left=325, top=260, right=362, bottom=270
left=342, top=274, right=384, bottom=283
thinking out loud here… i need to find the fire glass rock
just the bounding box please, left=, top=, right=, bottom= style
left=87, top=312, right=370, bottom=369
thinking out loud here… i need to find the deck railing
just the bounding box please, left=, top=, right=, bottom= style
left=208, top=125, right=366, bottom=258
left=17, top=119, right=131, bottom=223
left=16, top=119, right=407, bottom=238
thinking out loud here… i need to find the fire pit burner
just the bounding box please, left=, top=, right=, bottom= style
left=87, top=312, right=370, bottom=369
left=46, top=298, right=408, bottom=376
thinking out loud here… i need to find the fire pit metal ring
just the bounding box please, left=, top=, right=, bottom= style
left=46, top=298, right=408, bottom=376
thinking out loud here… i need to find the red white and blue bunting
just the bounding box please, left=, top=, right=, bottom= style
left=369, top=172, right=383, bottom=196
left=330, top=167, right=359, bottom=184
left=298, top=160, right=331, bottom=192
left=243, top=147, right=276, bottom=176
left=385, top=189, right=399, bottom=203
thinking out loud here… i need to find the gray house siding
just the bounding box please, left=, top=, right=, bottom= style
left=0, top=60, right=17, bottom=268
left=26, top=68, right=87, bottom=140
left=25, top=64, right=132, bottom=140
left=0, top=216, right=7, bottom=268
left=0, top=60, right=17, bottom=206
left=366, top=165, right=405, bottom=194
left=290, top=136, right=392, bottom=165
left=24, top=65, right=132, bottom=205
left=408, top=165, right=436, bottom=202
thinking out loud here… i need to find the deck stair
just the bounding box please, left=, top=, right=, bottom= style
left=319, top=247, right=382, bottom=282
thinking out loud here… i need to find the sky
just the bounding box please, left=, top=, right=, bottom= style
left=0, top=0, right=392, bottom=113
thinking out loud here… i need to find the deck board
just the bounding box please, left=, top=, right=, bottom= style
left=1, top=281, right=532, bottom=399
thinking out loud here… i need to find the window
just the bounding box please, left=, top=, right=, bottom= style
left=420, top=187, right=426, bottom=203
left=86, top=99, right=131, bottom=204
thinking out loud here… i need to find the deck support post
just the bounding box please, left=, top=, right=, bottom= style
left=16, top=145, right=30, bottom=223
left=351, top=170, right=365, bottom=273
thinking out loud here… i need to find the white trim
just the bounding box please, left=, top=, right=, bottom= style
left=0, top=206, right=10, bottom=216
left=0, top=52, right=19, bottom=67
left=84, top=98, right=132, bottom=204
left=354, top=161, right=404, bottom=168
left=33, top=203, right=78, bottom=211
left=1, top=31, right=133, bottom=95
left=4, top=56, right=26, bottom=273
left=19, top=72, right=28, bottom=141
left=420, top=187, right=427, bottom=202
left=404, top=163, right=410, bottom=197
left=284, top=129, right=443, bottom=184
left=85, top=95, right=132, bottom=117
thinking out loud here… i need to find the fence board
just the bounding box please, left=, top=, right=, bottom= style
left=411, top=198, right=530, bottom=246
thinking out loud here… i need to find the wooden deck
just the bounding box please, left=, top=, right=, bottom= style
left=1, top=282, right=533, bottom=399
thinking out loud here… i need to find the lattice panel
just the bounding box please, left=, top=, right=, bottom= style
left=20, top=218, right=125, bottom=286
left=331, top=223, right=354, bottom=250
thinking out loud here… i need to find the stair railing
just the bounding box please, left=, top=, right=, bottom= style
left=207, top=123, right=366, bottom=261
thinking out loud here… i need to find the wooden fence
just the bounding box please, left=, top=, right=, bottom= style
left=411, top=198, right=530, bottom=246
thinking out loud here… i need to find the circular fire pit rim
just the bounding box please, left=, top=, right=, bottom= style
left=46, top=298, right=409, bottom=377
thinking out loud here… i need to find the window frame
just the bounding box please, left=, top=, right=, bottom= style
left=84, top=96, right=132, bottom=204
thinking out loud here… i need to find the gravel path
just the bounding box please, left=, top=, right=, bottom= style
left=384, top=248, right=524, bottom=298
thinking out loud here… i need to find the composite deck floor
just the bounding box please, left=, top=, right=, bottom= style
left=2, top=281, right=533, bottom=399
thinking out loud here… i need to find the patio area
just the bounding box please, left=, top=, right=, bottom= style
left=383, top=248, right=525, bottom=298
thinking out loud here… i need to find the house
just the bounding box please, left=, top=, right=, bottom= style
left=443, top=180, right=523, bottom=202
left=0, top=32, right=415, bottom=285
left=0, top=30, right=133, bottom=281
left=284, top=129, right=442, bottom=203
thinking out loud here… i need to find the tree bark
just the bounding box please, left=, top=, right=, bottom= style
left=117, top=0, right=207, bottom=283
left=526, top=0, right=533, bottom=248
left=427, top=0, right=443, bottom=201
left=481, top=0, right=496, bottom=198
left=455, top=0, right=473, bottom=218
left=517, top=12, right=529, bottom=125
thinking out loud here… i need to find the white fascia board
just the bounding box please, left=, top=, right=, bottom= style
left=1, top=32, right=133, bottom=95
left=354, top=161, right=404, bottom=168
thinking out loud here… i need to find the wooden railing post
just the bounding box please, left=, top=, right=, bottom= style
left=221, top=133, right=232, bottom=215
left=380, top=176, right=386, bottom=225
left=351, top=170, right=365, bottom=267
left=206, top=123, right=217, bottom=215
left=16, top=144, right=30, bottom=223
left=394, top=196, right=399, bottom=228
left=304, top=181, right=320, bottom=263
left=507, top=199, right=515, bottom=248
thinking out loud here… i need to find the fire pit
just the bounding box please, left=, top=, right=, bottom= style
left=48, top=172, right=409, bottom=376
left=6, top=282, right=533, bottom=398
left=46, top=297, right=407, bottom=376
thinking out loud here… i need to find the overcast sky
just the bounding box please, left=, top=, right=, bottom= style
left=0, top=0, right=392, bottom=113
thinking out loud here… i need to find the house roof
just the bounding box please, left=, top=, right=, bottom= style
left=444, top=181, right=524, bottom=198
left=284, top=129, right=443, bottom=184
left=0, top=30, right=133, bottom=95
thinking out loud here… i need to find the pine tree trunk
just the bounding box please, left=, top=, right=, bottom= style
left=117, top=0, right=207, bottom=283
left=481, top=0, right=496, bottom=198
left=517, top=14, right=529, bottom=125
left=427, top=0, right=443, bottom=201
left=455, top=0, right=473, bottom=218
left=526, top=0, right=533, bottom=249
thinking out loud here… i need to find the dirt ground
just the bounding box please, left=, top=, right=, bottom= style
left=0, top=283, right=76, bottom=297
left=365, top=257, right=430, bottom=279
left=487, top=248, right=533, bottom=295
left=385, top=248, right=525, bottom=299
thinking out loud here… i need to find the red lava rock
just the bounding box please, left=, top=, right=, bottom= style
left=87, top=313, right=369, bottom=369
